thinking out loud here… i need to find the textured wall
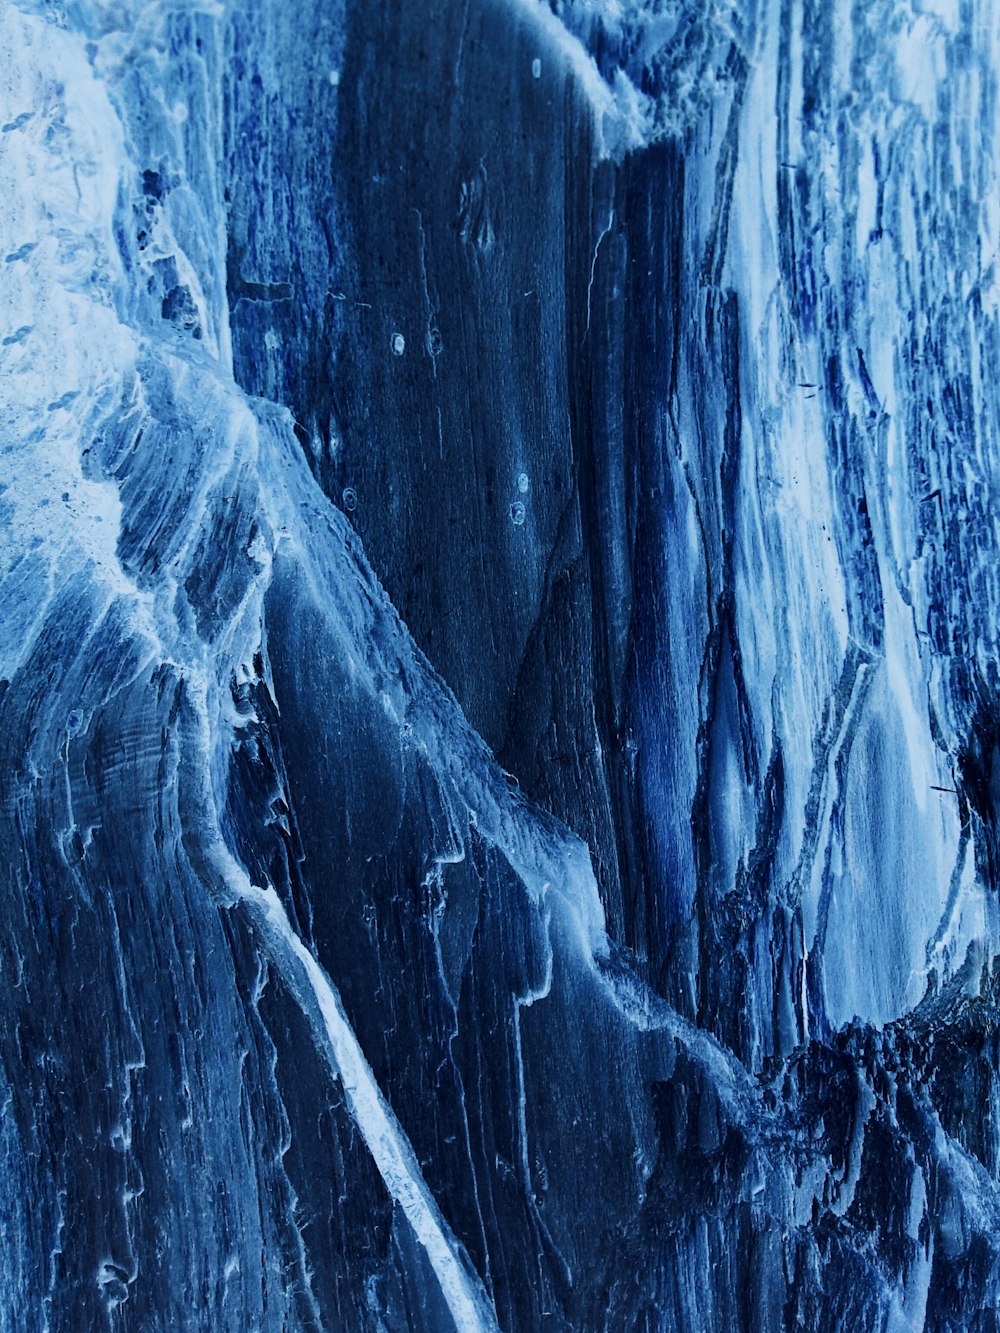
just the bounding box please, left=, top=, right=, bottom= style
left=2, top=0, right=1000, bottom=1328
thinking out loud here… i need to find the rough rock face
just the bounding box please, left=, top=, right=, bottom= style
left=2, top=0, right=999, bottom=1328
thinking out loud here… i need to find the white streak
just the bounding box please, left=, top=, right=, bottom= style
left=242, top=885, right=498, bottom=1333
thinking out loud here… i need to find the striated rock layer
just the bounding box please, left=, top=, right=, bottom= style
left=2, top=0, right=1000, bottom=1327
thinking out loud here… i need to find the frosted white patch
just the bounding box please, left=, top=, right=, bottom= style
left=264, top=328, right=280, bottom=351
left=855, top=135, right=878, bottom=256
left=821, top=650, right=973, bottom=1028
left=0, top=8, right=166, bottom=675
left=882, top=582, right=935, bottom=817
left=517, top=472, right=529, bottom=493
left=608, top=68, right=649, bottom=150
left=906, top=1163, right=928, bottom=1241
left=918, top=0, right=960, bottom=29
left=391, top=331, right=405, bottom=355
left=531, top=57, right=541, bottom=79
left=895, top=16, right=945, bottom=117
left=328, top=68, right=341, bottom=87
left=503, top=0, right=625, bottom=153
left=786, top=0, right=804, bottom=164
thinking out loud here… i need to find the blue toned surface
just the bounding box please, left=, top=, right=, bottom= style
left=2, top=0, right=1000, bottom=1328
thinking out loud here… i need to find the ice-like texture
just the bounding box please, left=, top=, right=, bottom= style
left=3, top=0, right=1000, bottom=1328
